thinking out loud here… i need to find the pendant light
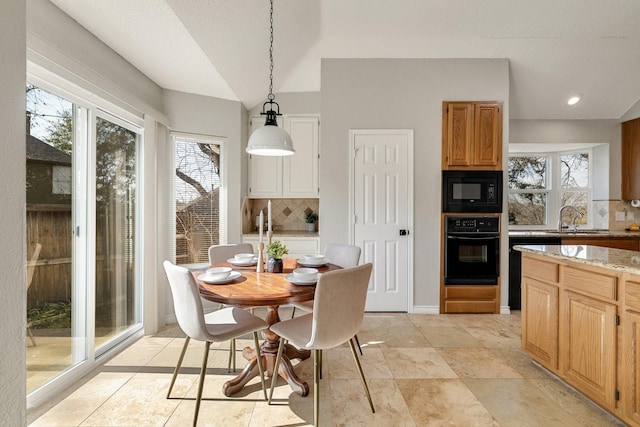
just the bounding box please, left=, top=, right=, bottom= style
left=246, top=0, right=295, bottom=156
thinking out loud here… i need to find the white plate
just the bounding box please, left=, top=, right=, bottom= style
left=297, top=258, right=328, bottom=267
left=285, top=273, right=321, bottom=285
left=227, top=257, right=258, bottom=266
left=198, top=271, right=242, bottom=284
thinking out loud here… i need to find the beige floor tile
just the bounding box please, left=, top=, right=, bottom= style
left=528, top=378, right=625, bottom=427
left=383, top=347, right=458, bottom=379
left=330, top=378, right=415, bottom=426
left=491, top=348, right=550, bottom=379
left=418, top=326, right=483, bottom=347
left=463, top=325, right=522, bottom=348
left=436, top=347, right=522, bottom=379
left=325, top=347, right=393, bottom=379
left=465, top=378, right=619, bottom=427
left=397, top=378, right=499, bottom=427
left=371, top=324, right=431, bottom=348
left=407, top=313, right=459, bottom=328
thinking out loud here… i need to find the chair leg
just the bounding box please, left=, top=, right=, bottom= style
left=227, top=339, right=237, bottom=372
left=268, top=338, right=286, bottom=404
left=314, top=349, right=320, bottom=427
left=193, top=341, right=211, bottom=427
left=167, top=336, right=190, bottom=398
left=291, top=307, right=296, bottom=318
left=354, top=334, right=363, bottom=356
left=349, top=338, right=375, bottom=414
left=253, top=331, right=268, bottom=400
left=319, top=349, right=323, bottom=379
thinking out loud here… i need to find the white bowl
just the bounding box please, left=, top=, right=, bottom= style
left=205, top=266, right=232, bottom=281
left=304, top=254, right=325, bottom=263
left=234, top=253, right=255, bottom=263
left=293, top=267, right=318, bottom=282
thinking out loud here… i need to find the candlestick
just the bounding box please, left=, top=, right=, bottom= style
left=256, top=242, right=265, bottom=273
left=268, top=200, right=272, bottom=232
left=267, top=230, right=273, bottom=245
left=259, top=210, right=264, bottom=243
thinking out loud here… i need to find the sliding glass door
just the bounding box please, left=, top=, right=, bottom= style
left=26, top=82, right=142, bottom=399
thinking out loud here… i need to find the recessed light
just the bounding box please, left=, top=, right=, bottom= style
left=567, top=95, right=582, bottom=105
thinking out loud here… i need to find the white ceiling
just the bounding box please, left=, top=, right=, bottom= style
left=50, top=0, right=640, bottom=120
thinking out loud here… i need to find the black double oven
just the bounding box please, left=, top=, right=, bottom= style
left=442, top=171, right=503, bottom=286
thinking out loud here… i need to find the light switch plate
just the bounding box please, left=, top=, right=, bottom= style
left=616, top=211, right=626, bottom=221
left=627, top=212, right=635, bottom=221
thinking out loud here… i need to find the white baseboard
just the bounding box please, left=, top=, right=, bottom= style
left=410, top=305, right=440, bottom=314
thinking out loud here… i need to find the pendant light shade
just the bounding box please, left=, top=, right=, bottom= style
left=246, top=0, right=294, bottom=157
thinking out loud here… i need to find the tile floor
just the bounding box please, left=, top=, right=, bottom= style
left=28, top=309, right=625, bottom=426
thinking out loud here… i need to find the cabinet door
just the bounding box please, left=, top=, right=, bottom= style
left=283, top=116, right=319, bottom=197
left=622, top=118, right=640, bottom=200
left=442, top=102, right=474, bottom=168
left=623, top=308, right=640, bottom=424
left=248, top=116, right=282, bottom=197
left=473, top=103, right=501, bottom=167
left=560, top=291, right=617, bottom=409
left=522, top=276, right=559, bottom=369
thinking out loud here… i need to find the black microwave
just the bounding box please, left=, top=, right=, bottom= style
left=442, top=170, right=503, bottom=213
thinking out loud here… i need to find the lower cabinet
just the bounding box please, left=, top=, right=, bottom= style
left=560, top=291, right=617, bottom=409
left=521, top=252, right=635, bottom=425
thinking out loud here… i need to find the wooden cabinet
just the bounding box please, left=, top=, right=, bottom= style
left=561, top=236, right=640, bottom=251
left=623, top=277, right=640, bottom=424
left=441, top=101, right=502, bottom=170
left=560, top=290, right=617, bottom=408
left=521, top=255, right=560, bottom=369
left=248, top=115, right=319, bottom=198
left=521, top=252, right=633, bottom=423
left=622, top=117, right=640, bottom=200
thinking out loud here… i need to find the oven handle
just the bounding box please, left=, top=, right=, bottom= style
left=447, top=235, right=499, bottom=241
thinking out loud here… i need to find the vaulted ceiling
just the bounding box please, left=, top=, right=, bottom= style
left=50, top=0, right=640, bottom=120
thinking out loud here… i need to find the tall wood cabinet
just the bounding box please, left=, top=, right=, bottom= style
left=248, top=115, right=319, bottom=198
left=622, top=117, right=640, bottom=200
left=441, top=101, right=502, bottom=170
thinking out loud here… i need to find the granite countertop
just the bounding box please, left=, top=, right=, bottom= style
left=243, top=230, right=319, bottom=238
left=514, top=244, right=640, bottom=275
left=509, top=230, right=640, bottom=238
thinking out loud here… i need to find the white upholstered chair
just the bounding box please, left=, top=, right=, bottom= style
left=207, top=243, right=255, bottom=370
left=291, top=244, right=364, bottom=354
left=163, top=260, right=267, bottom=427
left=269, top=263, right=375, bottom=426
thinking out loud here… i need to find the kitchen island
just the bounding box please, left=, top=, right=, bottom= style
left=515, top=244, right=640, bottom=427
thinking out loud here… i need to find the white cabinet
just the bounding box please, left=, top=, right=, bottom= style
left=241, top=235, right=319, bottom=259
left=248, top=115, right=319, bottom=198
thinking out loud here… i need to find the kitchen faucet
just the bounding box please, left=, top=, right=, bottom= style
left=557, top=205, right=584, bottom=232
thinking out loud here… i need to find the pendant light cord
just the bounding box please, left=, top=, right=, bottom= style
left=268, top=0, right=275, bottom=102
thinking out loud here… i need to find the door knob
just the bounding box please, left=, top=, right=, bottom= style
left=399, top=229, right=409, bottom=236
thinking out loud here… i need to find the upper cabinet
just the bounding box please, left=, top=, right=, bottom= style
left=441, top=101, right=502, bottom=170
left=248, top=115, right=319, bottom=198
left=622, top=117, right=640, bottom=200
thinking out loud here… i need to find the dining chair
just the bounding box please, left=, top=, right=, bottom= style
left=208, top=243, right=255, bottom=371
left=269, top=263, right=375, bottom=426
left=26, top=243, right=42, bottom=347
left=291, top=244, right=365, bottom=354
left=163, top=260, right=268, bottom=427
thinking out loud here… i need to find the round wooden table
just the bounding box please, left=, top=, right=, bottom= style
left=195, top=257, right=339, bottom=397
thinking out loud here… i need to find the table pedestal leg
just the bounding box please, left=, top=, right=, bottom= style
left=222, top=305, right=311, bottom=397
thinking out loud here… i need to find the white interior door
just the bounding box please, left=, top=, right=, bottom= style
left=351, top=129, right=413, bottom=312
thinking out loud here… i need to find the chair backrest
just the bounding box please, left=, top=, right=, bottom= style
left=27, top=243, right=42, bottom=290
left=163, top=260, right=210, bottom=342
left=324, top=244, right=361, bottom=268
left=208, top=243, right=254, bottom=265
left=308, top=263, right=372, bottom=349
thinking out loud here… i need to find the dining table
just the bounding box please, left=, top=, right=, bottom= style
left=194, top=257, right=340, bottom=397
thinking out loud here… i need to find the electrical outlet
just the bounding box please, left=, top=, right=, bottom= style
left=628, top=212, right=635, bottom=221
left=616, top=211, right=626, bottom=221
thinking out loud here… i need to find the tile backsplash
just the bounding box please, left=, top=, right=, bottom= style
left=592, top=199, right=640, bottom=230
left=242, top=198, right=319, bottom=233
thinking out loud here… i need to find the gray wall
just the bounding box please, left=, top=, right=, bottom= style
left=0, top=0, right=26, bottom=424
left=320, top=58, right=510, bottom=310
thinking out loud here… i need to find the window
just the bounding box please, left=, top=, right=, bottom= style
left=173, top=134, right=226, bottom=264
left=508, top=151, right=590, bottom=229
